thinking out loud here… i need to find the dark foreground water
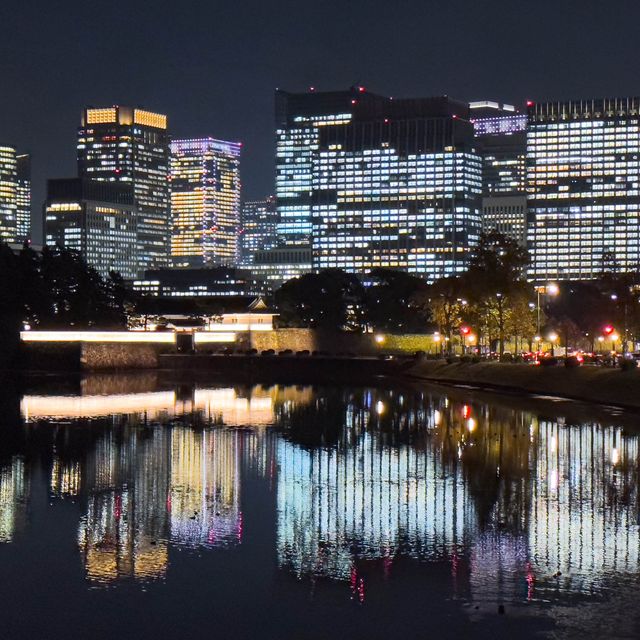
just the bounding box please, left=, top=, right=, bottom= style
left=1, top=373, right=639, bottom=639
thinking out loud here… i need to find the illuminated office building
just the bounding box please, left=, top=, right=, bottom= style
left=170, top=138, right=241, bottom=268
left=471, top=101, right=527, bottom=245
left=44, top=178, right=138, bottom=279
left=527, top=98, right=640, bottom=281
left=77, top=106, right=170, bottom=273
left=0, top=145, right=17, bottom=242
left=276, top=88, right=482, bottom=281
left=240, top=196, right=278, bottom=265
left=16, top=154, right=31, bottom=242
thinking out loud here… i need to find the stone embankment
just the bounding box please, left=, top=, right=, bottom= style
left=403, top=360, right=640, bottom=410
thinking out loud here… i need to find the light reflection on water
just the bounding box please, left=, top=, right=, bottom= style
left=1, top=376, right=639, bottom=638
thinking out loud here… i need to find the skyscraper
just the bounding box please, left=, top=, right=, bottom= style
left=527, top=98, right=640, bottom=281
left=170, top=138, right=241, bottom=268
left=240, top=196, right=278, bottom=265
left=471, top=101, right=527, bottom=245
left=275, top=87, right=482, bottom=281
left=0, top=145, right=17, bottom=243
left=77, top=106, right=170, bottom=273
left=44, top=178, right=138, bottom=279
left=16, top=154, right=31, bottom=243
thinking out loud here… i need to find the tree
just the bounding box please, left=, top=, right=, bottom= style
left=364, top=268, right=430, bottom=332
left=422, top=276, right=467, bottom=351
left=275, top=269, right=366, bottom=331
left=463, top=231, right=531, bottom=354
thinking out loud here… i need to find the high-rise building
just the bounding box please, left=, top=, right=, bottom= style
left=44, top=178, right=138, bottom=279
left=240, top=196, right=278, bottom=265
left=0, top=145, right=17, bottom=243
left=16, top=154, right=31, bottom=242
left=275, top=87, right=482, bottom=281
left=77, top=106, right=170, bottom=273
left=471, top=101, right=527, bottom=245
left=170, top=138, right=241, bottom=268
left=527, top=98, right=640, bottom=281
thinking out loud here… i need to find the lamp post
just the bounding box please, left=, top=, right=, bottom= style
left=611, top=332, right=619, bottom=354
left=548, top=332, right=558, bottom=356
left=534, top=335, right=541, bottom=354
left=535, top=282, right=559, bottom=338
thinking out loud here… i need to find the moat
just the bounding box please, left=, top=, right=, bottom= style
left=0, top=373, right=639, bottom=639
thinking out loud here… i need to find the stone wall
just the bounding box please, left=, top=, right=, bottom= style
left=249, top=329, right=376, bottom=354
left=80, top=343, right=169, bottom=370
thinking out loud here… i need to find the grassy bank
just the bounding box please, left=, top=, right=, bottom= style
left=405, top=360, right=640, bottom=409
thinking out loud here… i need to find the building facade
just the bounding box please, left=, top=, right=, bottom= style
left=132, top=266, right=266, bottom=298
left=44, top=178, right=138, bottom=279
left=77, top=106, right=170, bottom=273
left=240, top=196, right=278, bottom=265
left=0, top=145, right=17, bottom=243
left=170, top=138, right=241, bottom=268
left=527, top=98, right=640, bottom=281
left=471, top=101, right=527, bottom=245
left=275, top=88, right=482, bottom=281
left=16, top=154, right=31, bottom=242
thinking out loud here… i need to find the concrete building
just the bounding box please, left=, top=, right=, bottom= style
left=44, top=178, right=138, bottom=279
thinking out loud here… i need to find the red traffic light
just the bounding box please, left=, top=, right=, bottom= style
left=460, top=326, right=471, bottom=335
left=603, top=325, right=614, bottom=335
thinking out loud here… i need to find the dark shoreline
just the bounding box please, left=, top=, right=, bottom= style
left=8, top=354, right=640, bottom=414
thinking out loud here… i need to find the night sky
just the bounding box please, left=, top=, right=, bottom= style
left=2, top=0, right=640, bottom=241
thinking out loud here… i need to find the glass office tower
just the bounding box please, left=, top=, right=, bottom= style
left=77, top=106, right=170, bottom=273
left=0, top=145, right=17, bottom=243
left=44, top=178, right=138, bottom=279
left=16, top=154, right=31, bottom=242
left=527, top=98, right=640, bottom=281
left=275, top=88, right=482, bottom=281
left=240, top=196, right=278, bottom=265
left=170, top=138, right=241, bottom=268
left=471, top=101, right=527, bottom=245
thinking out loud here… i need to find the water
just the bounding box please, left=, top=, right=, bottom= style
left=1, top=373, right=639, bottom=639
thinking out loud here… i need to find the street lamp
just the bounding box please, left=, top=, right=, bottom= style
left=534, top=335, right=541, bottom=353
left=433, top=332, right=441, bottom=355
left=548, top=331, right=558, bottom=356
left=460, top=325, right=471, bottom=353
left=611, top=333, right=620, bottom=353
left=535, top=283, right=560, bottom=337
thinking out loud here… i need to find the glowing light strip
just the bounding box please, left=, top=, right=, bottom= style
left=193, top=332, right=237, bottom=343
left=20, top=331, right=176, bottom=343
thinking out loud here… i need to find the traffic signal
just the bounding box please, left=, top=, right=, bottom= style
left=603, top=325, right=614, bottom=336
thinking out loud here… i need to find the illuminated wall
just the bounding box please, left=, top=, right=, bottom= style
left=170, top=138, right=241, bottom=268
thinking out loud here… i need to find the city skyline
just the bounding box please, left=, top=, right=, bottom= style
left=4, top=0, right=640, bottom=243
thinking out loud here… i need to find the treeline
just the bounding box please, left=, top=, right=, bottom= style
left=0, top=243, right=134, bottom=365
left=275, top=231, right=534, bottom=352
left=276, top=231, right=640, bottom=353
